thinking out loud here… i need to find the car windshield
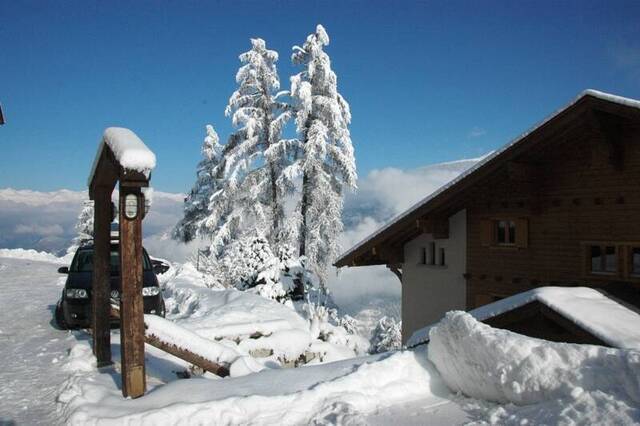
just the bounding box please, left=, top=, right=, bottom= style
left=71, top=249, right=152, bottom=272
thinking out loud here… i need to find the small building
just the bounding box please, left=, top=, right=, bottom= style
left=407, top=286, right=640, bottom=350
left=335, top=89, right=640, bottom=343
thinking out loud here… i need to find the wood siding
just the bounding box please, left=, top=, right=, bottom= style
left=466, top=115, right=640, bottom=308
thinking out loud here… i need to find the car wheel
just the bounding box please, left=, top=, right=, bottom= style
left=158, top=299, right=166, bottom=318
left=55, top=301, right=68, bottom=330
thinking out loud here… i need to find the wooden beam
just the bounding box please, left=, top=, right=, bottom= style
left=118, top=187, right=146, bottom=398
left=110, top=307, right=230, bottom=377
left=92, top=186, right=112, bottom=367
left=416, top=218, right=449, bottom=239
left=145, top=334, right=230, bottom=377
left=89, top=148, right=118, bottom=199
left=386, top=264, right=402, bottom=283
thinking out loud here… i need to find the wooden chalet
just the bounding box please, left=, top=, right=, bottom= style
left=335, top=90, right=640, bottom=343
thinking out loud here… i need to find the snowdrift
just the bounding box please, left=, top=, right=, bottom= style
left=429, top=311, right=640, bottom=420
left=60, top=346, right=454, bottom=425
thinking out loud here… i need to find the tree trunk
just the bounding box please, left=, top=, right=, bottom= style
left=299, top=172, right=309, bottom=257
left=270, top=163, right=280, bottom=245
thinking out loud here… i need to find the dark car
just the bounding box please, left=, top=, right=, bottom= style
left=55, top=244, right=165, bottom=329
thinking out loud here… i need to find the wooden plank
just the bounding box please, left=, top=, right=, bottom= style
left=92, top=187, right=112, bottom=367
left=110, top=307, right=230, bottom=377
left=145, top=334, right=230, bottom=377
left=118, top=187, right=146, bottom=398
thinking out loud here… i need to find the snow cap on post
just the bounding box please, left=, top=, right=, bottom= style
left=88, top=127, right=156, bottom=188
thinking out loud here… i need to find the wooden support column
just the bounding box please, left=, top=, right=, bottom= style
left=92, top=187, right=112, bottom=367
left=386, top=264, right=403, bottom=283
left=118, top=186, right=146, bottom=398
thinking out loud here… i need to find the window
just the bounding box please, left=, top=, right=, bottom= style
left=496, top=220, right=516, bottom=245
left=481, top=218, right=527, bottom=248
left=71, top=248, right=152, bottom=272
left=590, top=245, right=617, bottom=274
left=420, top=242, right=443, bottom=266
left=428, top=242, right=436, bottom=265
left=632, top=247, right=640, bottom=276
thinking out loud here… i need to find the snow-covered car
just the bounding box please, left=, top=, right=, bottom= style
left=55, top=244, right=165, bottom=329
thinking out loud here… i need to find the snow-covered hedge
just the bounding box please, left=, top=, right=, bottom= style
left=428, top=311, right=640, bottom=423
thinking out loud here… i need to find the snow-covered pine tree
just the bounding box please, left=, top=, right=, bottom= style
left=66, top=200, right=94, bottom=257
left=289, top=25, right=357, bottom=283
left=223, top=38, right=293, bottom=250
left=172, top=125, right=227, bottom=245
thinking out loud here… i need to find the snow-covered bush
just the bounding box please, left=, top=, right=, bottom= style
left=305, top=301, right=370, bottom=357
left=370, top=316, right=402, bottom=353
left=216, top=236, right=309, bottom=302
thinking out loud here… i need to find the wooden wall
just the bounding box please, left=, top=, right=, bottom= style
left=465, top=112, right=640, bottom=309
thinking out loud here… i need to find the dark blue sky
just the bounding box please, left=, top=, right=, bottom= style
left=1, top=1, right=639, bottom=192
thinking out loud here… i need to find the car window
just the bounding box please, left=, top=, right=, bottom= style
left=70, top=249, right=152, bottom=272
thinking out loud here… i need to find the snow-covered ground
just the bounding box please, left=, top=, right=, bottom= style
left=4, top=248, right=639, bottom=425
left=0, top=256, right=78, bottom=424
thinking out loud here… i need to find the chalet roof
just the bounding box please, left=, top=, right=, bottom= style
left=407, top=286, right=640, bottom=350
left=335, top=89, right=640, bottom=268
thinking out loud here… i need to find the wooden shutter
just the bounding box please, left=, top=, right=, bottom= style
left=480, top=219, right=493, bottom=247
left=515, top=218, right=529, bottom=248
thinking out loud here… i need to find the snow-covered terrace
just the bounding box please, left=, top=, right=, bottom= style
left=408, top=286, right=640, bottom=349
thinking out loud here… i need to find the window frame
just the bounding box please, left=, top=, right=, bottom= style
left=629, top=246, right=640, bottom=277
left=495, top=220, right=517, bottom=246
left=588, top=244, right=618, bottom=275
left=481, top=217, right=527, bottom=249
left=419, top=241, right=447, bottom=268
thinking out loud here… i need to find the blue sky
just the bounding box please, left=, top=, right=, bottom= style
left=1, top=0, right=639, bottom=193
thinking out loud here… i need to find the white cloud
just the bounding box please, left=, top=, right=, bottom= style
left=0, top=155, right=482, bottom=326
left=14, top=224, right=64, bottom=236
left=467, top=126, right=487, bottom=138
left=610, top=44, right=640, bottom=82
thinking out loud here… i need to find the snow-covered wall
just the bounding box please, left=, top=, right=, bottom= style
left=401, top=209, right=466, bottom=343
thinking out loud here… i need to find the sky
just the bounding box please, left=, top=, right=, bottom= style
left=1, top=0, right=640, bottom=193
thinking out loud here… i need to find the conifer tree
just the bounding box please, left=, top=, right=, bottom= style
left=289, top=25, right=357, bottom=283
left=173, top=125, right=228, bottom=246
left=223, top=38, right=292, bottom=249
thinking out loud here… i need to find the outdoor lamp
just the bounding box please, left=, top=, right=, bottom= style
left=124, top=194, right=138, bottom=219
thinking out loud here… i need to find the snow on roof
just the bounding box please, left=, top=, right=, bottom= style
left=407, top=286, right=640, bottom=350
left=88, top=127, right=156, bottom=186
left=336, top=89, right=640, bottom=265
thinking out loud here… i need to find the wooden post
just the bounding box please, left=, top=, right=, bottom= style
left=92, top=187, right=112, bottom=367
left=118, top=186, right=146, bottom=398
